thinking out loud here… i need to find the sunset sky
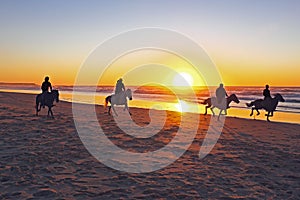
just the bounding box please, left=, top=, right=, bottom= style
left=0, top=0, right=299, bottom=86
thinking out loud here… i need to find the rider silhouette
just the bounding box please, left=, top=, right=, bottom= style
left=41, top=76, right=52, bottom=107
left=115, top=78, right=125, bottom=94
left=263, top=84, right=271, bottom=100
left=216, top=83, right=228, bottom=105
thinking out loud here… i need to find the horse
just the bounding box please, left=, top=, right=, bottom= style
left=202, top=94, right=240, bottom=120
left=104, top=89, right=133, bottom=116
left=35, top=89, right=59, bottom=118
left=246, top=93, right=285, bottom=122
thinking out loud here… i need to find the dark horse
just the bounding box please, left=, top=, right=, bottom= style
left=246, top=93, right=285, bottom=122
left=104, top=89, right=132, bottom=116
left=35, top=90, right=59, bottom=118
left=202, top=94, right=240, bottom=120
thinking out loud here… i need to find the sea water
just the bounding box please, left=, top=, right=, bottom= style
left=1, top=84, right=299, bottom=124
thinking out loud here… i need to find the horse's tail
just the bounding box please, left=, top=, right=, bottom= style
left=104, top=96, right=109, bottom=109
left=246, top=101, right=254, bottom=107
left=201, top=98, right=210, bottom=105
left=201, top=99, right=208, bottom=104
left=35, top=94, right=41, bottom=114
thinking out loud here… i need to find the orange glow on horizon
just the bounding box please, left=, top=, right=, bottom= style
left=1, top=50, right=299, bottom=87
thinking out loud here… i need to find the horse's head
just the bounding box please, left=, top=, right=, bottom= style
left=126, top=89, right=132, bottom=100
left=52, top=89, right=59, bottom=102
left=274, top=93, right=285, bottom=102
left=230, top=94, right=240, bottom=104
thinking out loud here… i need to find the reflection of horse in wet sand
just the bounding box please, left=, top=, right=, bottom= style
left=35, top=90, right=59, bottom=118
left=104, top=89, right=132, bottom=116
left=246, top=93, right=285, bottom=122
left=202, top=94, right=240, bottom=120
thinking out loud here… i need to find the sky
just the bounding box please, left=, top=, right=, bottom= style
left=0, top=0, right=300, bottom=86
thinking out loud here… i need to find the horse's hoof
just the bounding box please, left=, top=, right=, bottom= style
left=250, top=114, right=253, bottom=117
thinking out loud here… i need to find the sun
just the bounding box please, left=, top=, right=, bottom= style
left=172, top=72, right=194, bottom=86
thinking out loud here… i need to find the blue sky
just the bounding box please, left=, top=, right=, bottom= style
left=0, top=0, right=299, bottom=85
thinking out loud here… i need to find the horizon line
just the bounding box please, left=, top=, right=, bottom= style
left=0, top=82, right=299, bottom=88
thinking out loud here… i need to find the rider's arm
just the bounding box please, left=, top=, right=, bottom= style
left=224, top=89, right=228, bottom=97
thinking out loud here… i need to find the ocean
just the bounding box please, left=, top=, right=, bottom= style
left=1, top=84, right=299, bottom=123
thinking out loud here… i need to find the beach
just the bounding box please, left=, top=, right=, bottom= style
left=0, top=91, right=299, bottom=199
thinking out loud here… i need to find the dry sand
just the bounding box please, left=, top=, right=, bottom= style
left=0, top=91, right=299, bottom=199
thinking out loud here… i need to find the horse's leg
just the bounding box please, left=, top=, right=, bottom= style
left=125, top=103, right=131, bottom=115
left=224, top=109, right=227, bottom=115
left=47, top=107, right=50, bottom=117
left=267, top=111, right=271, bottom=122
left=39, top=103, right=42, bottom=112
left=111, top=105, right=118, bottom=116
left=108, top=106, right=111, bottom=115
left=36, top=94, right=44, bottom=115
left=204, top=105, right=210, bottom=115
left=256, top=109, right=260, bottom=116
left=210, top=106, right=215, bottom=116
left=47, top=107, right=53, bottom=118
left=218, top=109, right=222, bottom=120
left=49, top=107, right=54, bottom=118
left=249, top=107, right=254, bottom=116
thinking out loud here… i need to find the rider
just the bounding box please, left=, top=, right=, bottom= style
left=115, top=78, right=125, bottom=95
left=41, top=76, right=52, bottom=107
left=114, top=78, right=125, bottom=104
left=216, top=83, right=228, bottom=105
left=263, top=84, right=271, bottom=100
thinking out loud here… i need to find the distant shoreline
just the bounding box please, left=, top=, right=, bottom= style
left=0, top=82, right=300, bottom=88
left=0, top=82, right=37, bottom=86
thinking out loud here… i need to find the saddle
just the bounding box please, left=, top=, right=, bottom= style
left=113, top=92, right=124, bottom=104
left=215, top=98, right=227, bottom=109
left=261, top=98, right=271, bottom=108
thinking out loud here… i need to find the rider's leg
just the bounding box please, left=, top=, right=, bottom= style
left=41, top=92, right=45, bottom=108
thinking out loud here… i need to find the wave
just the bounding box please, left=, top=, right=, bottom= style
left=1, top=85, right=299, bottom=114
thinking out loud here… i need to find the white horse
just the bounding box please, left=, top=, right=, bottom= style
left=104, top=89, right=133, bottom=116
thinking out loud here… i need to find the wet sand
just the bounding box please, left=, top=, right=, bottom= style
left=0, top=91, right=299, bottom=199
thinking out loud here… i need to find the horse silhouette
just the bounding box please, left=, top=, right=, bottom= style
left=35, top=90, right=59, bottom=118
left=104, top=89, right=132, bottom=116
left=246, top=93, right=285, bottom=122
left=202, top=94, right=240, bottom=120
